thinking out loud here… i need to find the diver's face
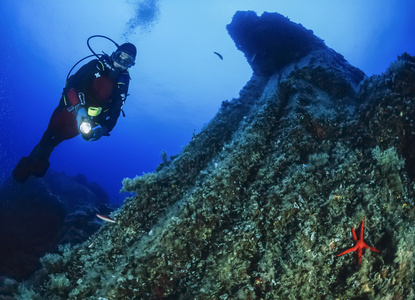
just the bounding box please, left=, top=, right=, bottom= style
left=113, top=51, right=135, bottom=70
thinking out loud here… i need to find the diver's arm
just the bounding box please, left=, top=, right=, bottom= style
left=101, top=102, right=122, bottom=133
left=101, top=71, right=131, bottom=133
left=66, top=59, right=99, bottom=91
left=62, top=59, right=99, bottom=111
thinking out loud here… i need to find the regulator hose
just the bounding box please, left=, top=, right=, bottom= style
left=66, top=35, right=120, bottom=82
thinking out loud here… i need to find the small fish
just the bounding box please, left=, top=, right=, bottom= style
left=213, top=51, right=223, bottom=60
left=96, top=214, right=116, bottom=223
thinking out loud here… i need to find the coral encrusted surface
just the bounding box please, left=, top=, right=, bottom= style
left=6, top=11, right=415, bottom=299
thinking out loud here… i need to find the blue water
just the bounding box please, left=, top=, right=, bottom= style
left=1, top=0, right=414, bottom=203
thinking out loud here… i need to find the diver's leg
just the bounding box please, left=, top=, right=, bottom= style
left=28, top=127, right=60, bottom=162
left=12, top=128, right=56, bottom=182
left=12, top=107, right=79, bottom=182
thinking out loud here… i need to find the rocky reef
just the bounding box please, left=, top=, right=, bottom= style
left=0, top=171, right=115, bottom=282
left=6, top=11, right=415, bottom=299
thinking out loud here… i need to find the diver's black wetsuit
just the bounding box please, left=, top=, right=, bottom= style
left=13, top=56, right=131, bottom=183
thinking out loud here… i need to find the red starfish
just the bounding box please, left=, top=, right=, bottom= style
left=337, top=220, right=380, bottom=265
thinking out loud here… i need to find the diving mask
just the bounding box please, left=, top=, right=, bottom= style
left=112, top=51, right=135, bottom=68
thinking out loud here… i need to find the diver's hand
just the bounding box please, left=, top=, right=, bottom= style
left=76, top=107, right=88, bottom=129
left=88, top=125, right=108, bottom=142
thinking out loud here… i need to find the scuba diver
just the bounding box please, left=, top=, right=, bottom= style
left=13, top=36, right=136, bottom=183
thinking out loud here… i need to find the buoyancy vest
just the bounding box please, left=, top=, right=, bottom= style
left=90, top=75, right=115, bottom=104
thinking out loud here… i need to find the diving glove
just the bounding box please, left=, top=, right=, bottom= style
left=88, top=125, right=108, bottom=142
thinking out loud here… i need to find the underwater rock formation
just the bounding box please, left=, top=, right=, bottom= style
left=7, top=11, right=415, bottom=299
left=0, top=171, right=114, bottom=280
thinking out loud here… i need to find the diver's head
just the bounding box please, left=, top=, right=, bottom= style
left=112, top=43, right=136, bottom=70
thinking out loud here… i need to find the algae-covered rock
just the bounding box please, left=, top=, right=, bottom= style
left=10, top=11, right=415, bottom=299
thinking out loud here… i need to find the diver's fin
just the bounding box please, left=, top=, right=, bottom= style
left=32, top=159, right=50, bottom=178
left=12, top=157, right=50, bottom=183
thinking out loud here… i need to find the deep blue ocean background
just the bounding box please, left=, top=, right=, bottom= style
left=1, top=0, right=414, bottom=204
